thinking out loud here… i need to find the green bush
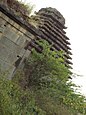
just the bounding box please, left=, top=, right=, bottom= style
left=0, top=39, right=86, bottom=115
left=24, top=40, right=86, bottom=115
left=0, top=73, right=45, bottom=115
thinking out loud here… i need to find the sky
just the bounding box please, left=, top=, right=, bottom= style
left=19, top=0, right=86, bottom=96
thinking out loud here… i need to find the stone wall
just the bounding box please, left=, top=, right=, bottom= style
left=0, top=5, right=72, bottom=77
left=0, top=11, right=34, bottom=78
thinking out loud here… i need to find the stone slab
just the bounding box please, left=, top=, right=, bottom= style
left=3, top=26, right=19, bottom=42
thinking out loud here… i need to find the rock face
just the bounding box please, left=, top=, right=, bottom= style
left=0, top=5, right=72, bottom=78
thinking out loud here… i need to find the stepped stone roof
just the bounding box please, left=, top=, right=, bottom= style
left=37, top=7, right=65, bottom=26
left=29, top=7, right=72, bottom=66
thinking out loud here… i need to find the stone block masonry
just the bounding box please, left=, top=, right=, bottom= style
left=0, top=7, right=36, bottom=78
left=0, top=4, right=72, bottom=78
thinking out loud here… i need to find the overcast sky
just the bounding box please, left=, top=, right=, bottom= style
left=19, top=0, right=86, bottom=96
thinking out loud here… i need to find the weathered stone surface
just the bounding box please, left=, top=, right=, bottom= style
left=3, top=27, right=19, bottom=42
left=0, top=58, right=16, bottom=79
left=0, top=17, right=6, bottom=26
left=0, top=10, right=36, bottom=77
left=16, top=35, right=30, bottom=47
left=0, top=32, right=2, bottom=38
left=37, top=7, right=65, bottom=26
left=0, top=42, right=10, bottom=61
left=0, top=26, right=4, bottom=33
left=0, top=58, right=15, bottom=72
left=0, top=4, right=72, bottom=78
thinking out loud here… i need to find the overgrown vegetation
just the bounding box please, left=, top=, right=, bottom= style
left=0, top=73, right=45, bottom=115
left=0, top=40, right=86, bottom=115
left=0, top=0, right=34, bottom=21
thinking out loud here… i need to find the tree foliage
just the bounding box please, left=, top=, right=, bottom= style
left=24, top=40, right=86, bottom=115
left=0, top=72, right=45, bottom=115
left=0, top=39, right=86, bottom=115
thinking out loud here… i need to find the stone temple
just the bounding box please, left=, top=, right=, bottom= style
left=28, top=8, right=72, bottom=67
left=0, top=1, right=72, bottom=77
